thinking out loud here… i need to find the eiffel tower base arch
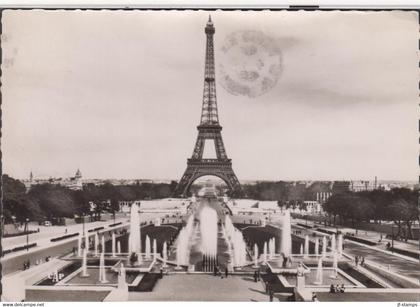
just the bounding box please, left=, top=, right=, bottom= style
left=173, top=159, right=242, bottom=198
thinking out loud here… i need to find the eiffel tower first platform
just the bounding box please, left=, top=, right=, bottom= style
left=173, top=17, right=242, bottom=197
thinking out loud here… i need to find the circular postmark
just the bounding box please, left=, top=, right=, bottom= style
left=218, top=30, right=282, bottom=98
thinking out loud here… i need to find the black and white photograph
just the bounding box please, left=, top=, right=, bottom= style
left=1, top=7, right=419, bottom=303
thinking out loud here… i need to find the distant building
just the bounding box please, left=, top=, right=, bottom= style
left=82, top=178, right=172, bottom=186
left=303, top=200, right=322, bottom=214
left=315, top=192, right=332, bottom=203
left=24, top=169, right=83, bottom=191
left=349, top=180, right=376, bottom=192
left=347, top=176, right=394, bottom=192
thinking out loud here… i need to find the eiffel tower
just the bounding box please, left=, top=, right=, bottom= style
left=173, top=16, right=242, bottom=197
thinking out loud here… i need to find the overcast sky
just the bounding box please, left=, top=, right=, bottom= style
left=2, top=10, right=418, bottom=181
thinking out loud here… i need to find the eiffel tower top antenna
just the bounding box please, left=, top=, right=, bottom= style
left=200, top=14, right=219, bottom=126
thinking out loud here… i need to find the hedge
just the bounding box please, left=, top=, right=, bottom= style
left=50, top=232, right=79, bottom=242
left=3, top=230, right=39, bottom=238
left=108, top=222, right=122, bottom=228
left=88, top=226, right=104, bottom=232
left=344, top=235, right=377, bottom=246
left=3, top=243, right=37, bottom=256
left=316, top=228, right=336, bottom=235
left=296, top=223, right=313, bottom=229
left=390, top=247, right=420, bottom=259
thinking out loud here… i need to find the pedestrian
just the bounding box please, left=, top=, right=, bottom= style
left=329, top=284, right=335, bottom=293
left=23, top=262, right=27, bottom=271
left=355, top=255, right=359, bottom=266
left=360, top=256, right=365, bottom=266
left=254, top=271, right=258, bottom=282
left=257, top=269, right=261, bottom=281
left=225, top=267, right=228, bottom=278
left=340, top=284, right=345, bottom=293
left=65, top=228, right=68, bottom=234
left=312, top=293, right=318, bottom=301
left=213, top=266, right=217, bottom=276
left=282, top=255, right=287, bottom=268
left=269, top=291, right=273, bottom=302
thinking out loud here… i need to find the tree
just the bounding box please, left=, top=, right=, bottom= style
left=242, top=181, right=289, bottom=201
left=2, top=174, right=43, bottom=222
left=362, top=189, right=392, bottom=223
left=323, top=193, right=348, bottom=226
left=346, top=194, right=374, bottom=233
left=385, top=188, right=418, bottom=240
left=332, top=181, right=350, bottom=194
left=28, top=184, right=79, bottom=219
left=277, top=200, right=286, bottom=211
left=288, top=183, right=306, bottom=202
left=3, top=175, right=181, bottom=224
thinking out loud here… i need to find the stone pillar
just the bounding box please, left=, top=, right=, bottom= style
left=296, top=275, right=305, bottom=291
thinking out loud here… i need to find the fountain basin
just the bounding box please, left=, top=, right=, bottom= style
left=111, top=259, right=155, bottom=273
left=63, top=267, right=140, bottom=286
left=284, top=268, right=364, bottom=288
left=267, top=260, right=311, bottom=274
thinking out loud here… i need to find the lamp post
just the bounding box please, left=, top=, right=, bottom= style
left=1, top=215, right=4, bottom=239
left=391, top=223, right=394, bottom=253
left=82, top=213, right=85, bottom=235
left=25, top=218, right=29, bottom=251
left=418, top=195, right=420, bottom=263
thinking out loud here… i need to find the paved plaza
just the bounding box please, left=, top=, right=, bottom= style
left=2, top=199, right=420, bottom=302
left=128, top=274, right=272, bottom=301
left=2, top=215, right=128, bottom=251
left=288, top=219, right=420, bottom=281
left=316, top=291, right=420, bottom=302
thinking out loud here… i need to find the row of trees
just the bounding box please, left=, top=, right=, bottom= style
left=2, top=175, right=177, bottom=223
left=4, top=175, right=343, bottom=223
left=322, top=188, right=419, bottom=240
left=241, top=181, right=340, bottom=201
left=4, top=174, right=418, bottom=240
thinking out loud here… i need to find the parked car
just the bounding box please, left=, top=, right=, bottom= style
left=44, top=221, right=52, bottom=226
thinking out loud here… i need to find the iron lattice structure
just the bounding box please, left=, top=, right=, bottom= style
left=174, top=17, right=242, bottom=197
